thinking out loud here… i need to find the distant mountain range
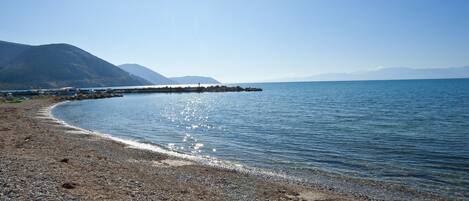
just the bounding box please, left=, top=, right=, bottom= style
left=118, top=63, right=220, bottom=85
left=0, top=40, right=150, bottom=90
left=169, top=76, right=220, bottom=84
left=0, top=40, right=221, bottom=90
left=118, top=64, right=177, bottom=85
left=7, top=40, right=462, bottom=89
left=276, top=66, right=469, bottom=82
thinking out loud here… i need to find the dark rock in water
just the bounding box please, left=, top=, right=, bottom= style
left=57, top=91, right=124, bottom=101
left=62, top=182, right=78, bottom=189
left=59, top=158, right=69, bottom=163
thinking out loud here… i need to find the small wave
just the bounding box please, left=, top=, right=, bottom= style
left=42, top=101, right=452, bottom=200
left=43, top=101, right=296, bottom=182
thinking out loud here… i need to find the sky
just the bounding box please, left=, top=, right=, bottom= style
left=1, top=0, right=469, bottom=83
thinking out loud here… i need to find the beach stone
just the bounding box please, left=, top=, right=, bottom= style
left=62, top=182, right=78, bottom=189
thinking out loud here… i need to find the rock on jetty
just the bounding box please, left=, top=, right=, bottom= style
left=111, top=85, right=262, bottom=94
left=57, top=91, right=123, bottom=101
left=0, top=85, right=262, bottom=101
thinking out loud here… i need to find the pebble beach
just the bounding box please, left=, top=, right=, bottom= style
left=0, top=98, right=360, bottom=201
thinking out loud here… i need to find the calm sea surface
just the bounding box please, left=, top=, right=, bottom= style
left=52, top=79, right=469, bottom=200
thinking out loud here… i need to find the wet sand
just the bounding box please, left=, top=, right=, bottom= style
left=0, top=98, right=366, bottom=200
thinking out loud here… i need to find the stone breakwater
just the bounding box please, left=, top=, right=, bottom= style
left=56, top=92, right=123, bottom=101
left=112, top=85, right=262, bottom=93
left=1, top=85, right=262, bottom=101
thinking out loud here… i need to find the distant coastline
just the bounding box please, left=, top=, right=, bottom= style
left=263, top=66, right=469, bottom=83
left=252, top=76, right=469, bottom=85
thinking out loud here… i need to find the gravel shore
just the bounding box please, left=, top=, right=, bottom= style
left=0, top=98, right=361, bottom=201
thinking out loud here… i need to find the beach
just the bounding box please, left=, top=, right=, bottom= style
left=0, top=98, right=361, bottom=201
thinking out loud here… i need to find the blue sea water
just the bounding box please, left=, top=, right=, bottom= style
left=52, top=79, right=469, bottom=199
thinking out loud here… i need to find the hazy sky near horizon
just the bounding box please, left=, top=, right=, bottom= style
left=1, top=0, right=469, bottom=83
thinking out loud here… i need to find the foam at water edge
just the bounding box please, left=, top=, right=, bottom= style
left=42, top=101, right=297, bottom=182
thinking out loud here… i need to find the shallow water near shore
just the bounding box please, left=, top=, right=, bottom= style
left=52, top=79, right=469, bottom=200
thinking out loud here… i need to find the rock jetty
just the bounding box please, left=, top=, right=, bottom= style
left=0, top=85, right=262, bottom=101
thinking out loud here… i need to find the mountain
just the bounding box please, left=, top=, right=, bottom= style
left=277, top=66, right=469, bottom=82
left=170, top=76, right=221, bottom=84
left=0, top=41, right=31, bottom=67
left=118, top=64, right=178, bottom=85
left=0, top=40, right=150, bottom=90
left=118, top=63, right=222, bottom=85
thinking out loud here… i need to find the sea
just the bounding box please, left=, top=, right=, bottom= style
left=52, top=79, right=469, bottom=200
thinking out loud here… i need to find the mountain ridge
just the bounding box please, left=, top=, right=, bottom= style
left=0, top=40, right=32, bottom=67
left=118, top=63, right=221, bottom=85
left=0, top=40, right=150, bottom=90
left=118, top=64, right=178, bottom=85
left=273, top=66, right=469, bottom=82
left=170, top=76, right=221, bottom=84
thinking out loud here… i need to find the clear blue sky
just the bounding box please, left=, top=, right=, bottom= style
left=1, top=0, right=468, bottom=83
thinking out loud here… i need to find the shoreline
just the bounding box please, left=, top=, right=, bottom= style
left=46, top=101, right=294, bottom=181
left=48, top=99, right=454, bottom=201
left=0, top=98, right=361, bottom=200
